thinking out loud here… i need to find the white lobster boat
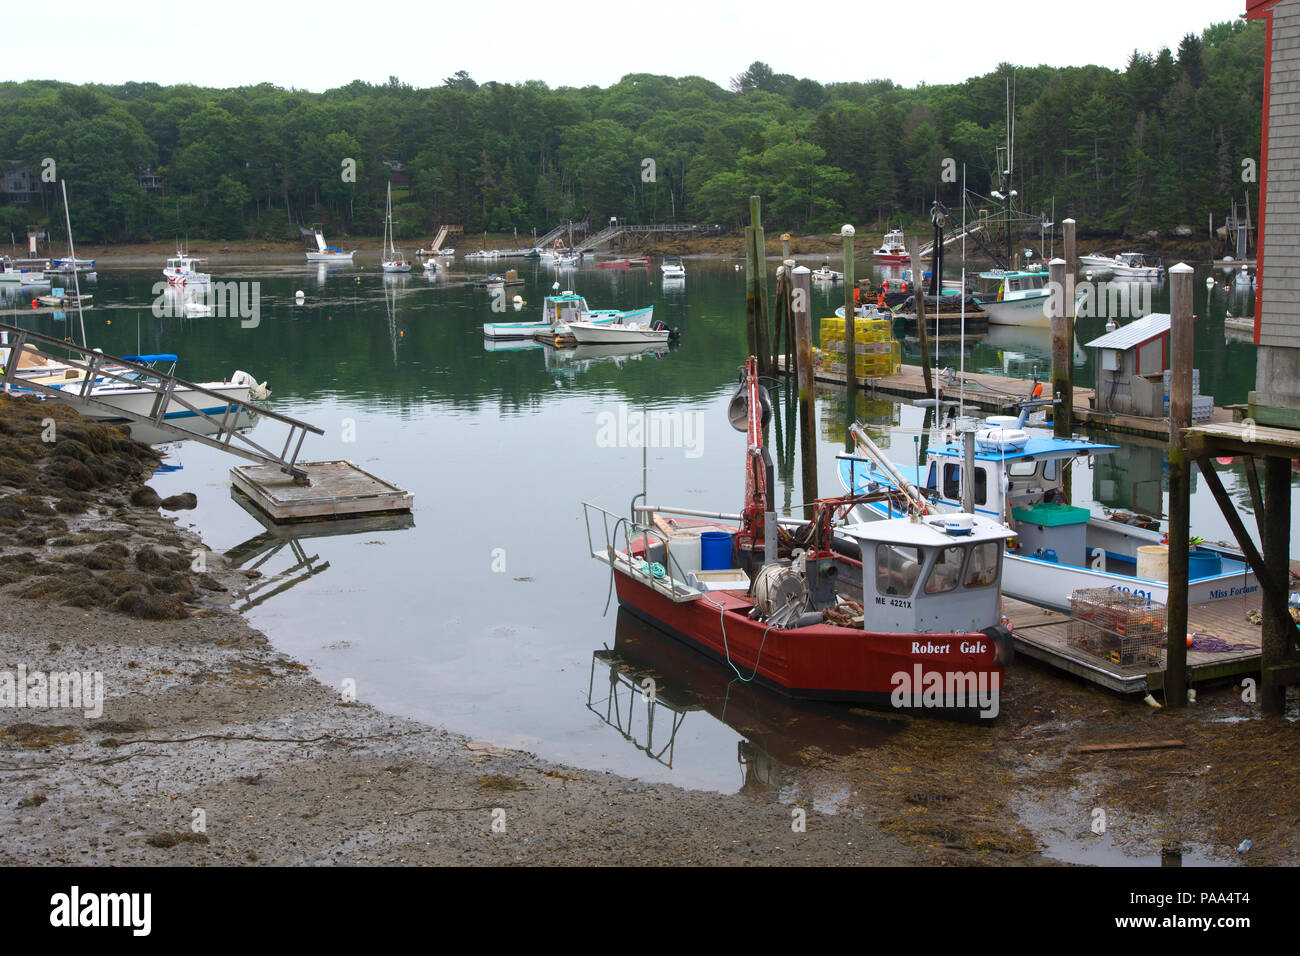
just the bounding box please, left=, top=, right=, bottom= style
left=838, top=415, right=1259, bottom=613
left=163, top=252, right=210, bottom=286
left=568, top=310, right=664, bottom=344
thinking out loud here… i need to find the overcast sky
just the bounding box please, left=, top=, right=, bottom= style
left=6, top=0, right=1246, bottom=93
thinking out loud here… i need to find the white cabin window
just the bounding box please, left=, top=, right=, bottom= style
left=1043, top=459, right=1059, bottom=481
left=1008, top=461, right=1037, bottom=477
left=964, top=541, right=1000, bottom=588
left=923, top=546, right=965, bottom=594
left=876, top=545, right=922, bottom=597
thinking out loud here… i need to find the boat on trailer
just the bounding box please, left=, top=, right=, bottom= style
left=837, top=409, right=1259, bottom=613
left=582, top=356, right=1015, bottom=714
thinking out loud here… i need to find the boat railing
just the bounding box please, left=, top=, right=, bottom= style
left=582, top=501, right=701, bottom=603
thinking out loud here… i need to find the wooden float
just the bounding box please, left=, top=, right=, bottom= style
left=230, top=460, right=413, bottom=522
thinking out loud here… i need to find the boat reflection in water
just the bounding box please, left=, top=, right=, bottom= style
left=225, top=491, right=415, bottom=612
left=588, top=609, right=901, bottom=794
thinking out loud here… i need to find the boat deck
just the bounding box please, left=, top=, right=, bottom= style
left=231, top=460, right=413, bottom=522
left=1003, top=596, right=1262, bottom=694
left=776, top=355, right=1235, bottom=442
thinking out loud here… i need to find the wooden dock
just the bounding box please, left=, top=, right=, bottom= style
left=776, top=356, right=1235, bottom=442
left=1003, top=596, right=1262, bottom=694
left=230, top=460, right=413, bottom=522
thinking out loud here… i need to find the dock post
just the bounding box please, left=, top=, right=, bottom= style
left=1260, top=456, right=1292, bottom=715
left=907, top=238, right=933, bottom=397
left=1061, top=219, right=1078, bottom=504
left=1165, top=261, right=1196, bottom=708
left=842, top=225, right=857, bottom=428
left=792, top=264, right=818, bottom=519
left=1049, top=256, right=1072, bottom=437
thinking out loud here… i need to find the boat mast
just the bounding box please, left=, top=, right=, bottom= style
left=61, top=180, right=87, bottom=348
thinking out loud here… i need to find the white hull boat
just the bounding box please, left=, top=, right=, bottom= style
left=568, top=310, right=664, bottom=344
left=838, top=417, right=1258, bottom=613
left=661, top=255, right=686, bottom=278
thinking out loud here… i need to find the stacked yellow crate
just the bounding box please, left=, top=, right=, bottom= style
left=819, top=317, right=900, bottom=378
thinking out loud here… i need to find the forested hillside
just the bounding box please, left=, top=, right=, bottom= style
left=0, top=19, right=1263, bottom=243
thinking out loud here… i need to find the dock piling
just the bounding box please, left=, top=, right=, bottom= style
left=843, top=225, right=857, bottom=437
left=1165, top=261, right=1196, bottom=707
left=907, top=238, right=933, bottom=397
left=792, top=265, right=818, bottom=518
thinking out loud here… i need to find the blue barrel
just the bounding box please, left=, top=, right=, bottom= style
left=1187, top=549, right=1222, bottom=579
left=699, top=531, right=733, bottom=571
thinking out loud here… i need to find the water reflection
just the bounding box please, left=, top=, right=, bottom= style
left=588, top=610, right=900, bottom=794
left=225, top=491, right=415, bottom=612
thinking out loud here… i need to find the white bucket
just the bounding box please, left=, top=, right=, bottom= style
left=668, top=532, right=702, bottom=577
left=1137, top=545, right=1169, bottom=582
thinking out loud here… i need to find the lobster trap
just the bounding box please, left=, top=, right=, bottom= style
left=1066, top=587, right=1168, bottom=669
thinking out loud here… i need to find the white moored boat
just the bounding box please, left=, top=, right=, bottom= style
left=380, top=182, right=411, bottom=273
left=973, top=269, right=1053, bottom=327
left=568, top=310, right=666, bottom=345
left=660, top=255, right=686, bottom=278
left=45, top=354, right=266, bottom=424
left=838, top=412, right=1259, bottom=613
left=305, top=224, right=356, bottom=262
left=163, top=251, right=210, bottom=286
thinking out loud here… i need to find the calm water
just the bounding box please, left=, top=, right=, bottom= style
left=3, top=255, right=1294, bottom=796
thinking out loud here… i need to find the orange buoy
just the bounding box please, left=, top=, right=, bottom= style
left=31, top=299, right=38, bottom=308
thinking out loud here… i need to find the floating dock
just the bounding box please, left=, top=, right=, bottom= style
left=776, top=356, right=1236, bottom=442
left=230, top=460, right=413, bottom=522
left=1003, top=596, right=1262, bottom=694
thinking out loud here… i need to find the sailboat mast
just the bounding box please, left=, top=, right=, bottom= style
left=61, top=180, right=87, bottom=348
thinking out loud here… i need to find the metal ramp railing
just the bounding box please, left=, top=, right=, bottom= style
left=533, top=219, right=589, bottom=250
left=0, top=323, right=324, bottom=482
left=578, top=223, right=700, bottom=252
left=582, top=501, right=703, bottom=604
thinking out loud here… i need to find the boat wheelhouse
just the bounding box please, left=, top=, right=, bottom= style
left=163, top=252, right=210, bottom=286
left=972, top=269, right=1052, bottom=326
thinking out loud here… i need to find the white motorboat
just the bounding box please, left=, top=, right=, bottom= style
left=567, top=310, right=665, bottom=344
left=163, top=251, right=211, bottom=286
left=483, top=292, right=650, bottom=340
left=838, top=413, right=1258, bottom=613
left=873, top=228, right=911, bottom=263
left=305, top=224, right=356, bottom=262
left=660, top=255, right=685, bottom=278
left=45, top=354, right=266, bottom=423
left=1108, top=252, right=1164, bottom=279
left=973, top=269, right=1053, bottom=327
left=0, top=259, right=50, bottom=286
left=812, top=264, right=843, bottom=283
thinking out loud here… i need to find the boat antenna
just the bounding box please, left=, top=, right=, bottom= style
left=60, top=180, right=87, bottom=349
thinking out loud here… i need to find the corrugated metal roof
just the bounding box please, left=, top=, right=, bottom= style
left=1082, top=313, right=1171, bottom=351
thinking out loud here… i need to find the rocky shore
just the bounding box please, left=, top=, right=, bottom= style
left=1, top=395, right=1295, bottom=866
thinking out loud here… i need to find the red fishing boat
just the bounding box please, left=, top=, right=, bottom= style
left=583, top=356, right=1016, bottom=716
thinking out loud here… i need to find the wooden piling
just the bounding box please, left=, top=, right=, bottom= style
left=1261, top=456, right=1292, bottom=715
left=1049, top=257, right=1071, bottom=437
left=906, top=238, right=933, bottom=396
left=1165, top=261, right=1196, bottom=708
left=843, top=226, right=857, bottom=432
left=792, top=265, right=818, bottom=518
left=744, top=225, right=758, bottom=359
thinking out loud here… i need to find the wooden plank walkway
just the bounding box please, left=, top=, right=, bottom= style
left=776, top=356, right=1235, bottom=441
left=230, top=460, right=413, bottom=522
left=1003, top=596, right=1263, bottom=694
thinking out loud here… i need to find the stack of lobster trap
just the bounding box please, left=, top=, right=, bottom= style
left=1066, top=587, right=1168, bottom=669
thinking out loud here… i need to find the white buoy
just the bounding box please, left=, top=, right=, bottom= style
left=294, top=290, right=305, bottom=302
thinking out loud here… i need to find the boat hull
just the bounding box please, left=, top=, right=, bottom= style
left=306, top=251, right=356, bottom=262
left=50, top=385, right=252, bottom=424
left=569, top=318, right=667, bottom=344
left=976, top=293, right=1053, bottom=327
left=612, top=571, right=1003, bottom=710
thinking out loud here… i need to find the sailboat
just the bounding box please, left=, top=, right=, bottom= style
left=381, top=182, right=411, bottom=274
